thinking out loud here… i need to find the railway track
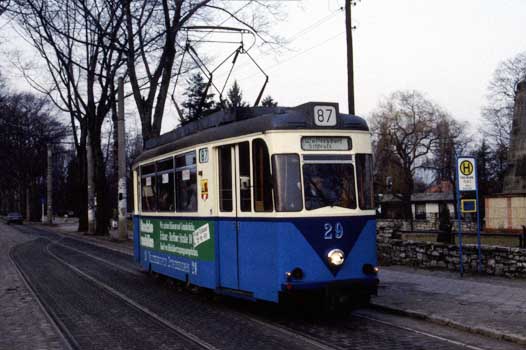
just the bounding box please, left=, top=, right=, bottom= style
left=10, top=227, right=333, bottom=350
left=10, top=225, right=522, bottom=350
left=10, top=239, right=209, bottom=350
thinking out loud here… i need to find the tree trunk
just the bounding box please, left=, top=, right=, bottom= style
left=74, top=120, right=89, bottom=232
left=77, top=144, right=89, bottom=231
left=91, top=124, right=109, bottom=235
left=405, top=171, right=415, bottom=231
left=139, top=104, right=154, bottom=146
left=87, top=131, right=96, bottom=234
left=26, top=186, right=31, bottom=222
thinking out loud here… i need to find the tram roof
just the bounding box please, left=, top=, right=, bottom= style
left=133, top=102, right=369, bottom=166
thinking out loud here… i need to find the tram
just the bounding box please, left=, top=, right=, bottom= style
left=131, top=102, right=379, bottom=305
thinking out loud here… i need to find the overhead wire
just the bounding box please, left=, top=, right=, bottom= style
left=212, top=6, right=344, bottom=80
left=172, top=3, right=345, bottom=110
left=235, top=30, right=345, bottom=85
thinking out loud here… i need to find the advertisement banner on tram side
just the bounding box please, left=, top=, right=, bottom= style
left=139, top=218, right=215, bottom=262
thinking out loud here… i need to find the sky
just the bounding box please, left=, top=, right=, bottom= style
left=215, top=0, right=526, bottom=133
left=1, top=0, right=525, bottom=135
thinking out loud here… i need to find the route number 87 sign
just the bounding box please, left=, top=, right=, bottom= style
left=314, top=106, right=337, bottom=126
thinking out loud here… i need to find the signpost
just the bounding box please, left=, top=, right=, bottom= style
left=455, top=156, right=482, bottom=276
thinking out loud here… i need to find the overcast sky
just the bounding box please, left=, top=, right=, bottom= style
left=222, top=0, right=526, bottom=133
left=1, top=0, right=525, bottom=135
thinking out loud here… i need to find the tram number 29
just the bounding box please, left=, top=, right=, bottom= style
left=324, top=222, right=344, bottom=240
left=314, top=106, right=337, bottom=127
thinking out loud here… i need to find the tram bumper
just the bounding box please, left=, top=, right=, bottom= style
left=280, top=277, right=379, bottom=299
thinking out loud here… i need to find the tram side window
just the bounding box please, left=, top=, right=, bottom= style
left=175, top=151, right=197, bottom=212
left=141, top=163, right=157, bottom=212
left=239, top=142, right=252, bottom=212
left=218, top=146, right=233, bottom=212
left=272, top=154, right=302, bottom=212
left=157, top=158, right=175, bottom=211
left=356, top=154, right=375, bottom=210
left=252, top=139, right=273, bottom=212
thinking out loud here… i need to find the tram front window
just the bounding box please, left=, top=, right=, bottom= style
left=272, top=154, right=303, bottom=212
left=303, top=162, right=357, bottom=210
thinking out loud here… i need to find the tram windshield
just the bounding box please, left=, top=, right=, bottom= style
left=303, top=162, right=357, bottom=210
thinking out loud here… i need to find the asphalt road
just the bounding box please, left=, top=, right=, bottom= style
left=8, top=225, right=522, bottom=350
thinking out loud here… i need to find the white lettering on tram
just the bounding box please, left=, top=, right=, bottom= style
left=192, top=223, right=210, bottom=248
left=140, top=220, right=154, bottom=233
left=140, top=234, right=155, bottom=248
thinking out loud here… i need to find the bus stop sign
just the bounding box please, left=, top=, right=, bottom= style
left=457, top=157, right=477, bottom=191
left=455, top=155, right=482, bottom=276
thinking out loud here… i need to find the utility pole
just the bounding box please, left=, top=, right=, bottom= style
left=345, top=1, right=355, bottom=115
left=26, top=188, right=31, bottom=222
left=87, top=131, right=96, bottom=234
left=47, top=145, right=53, bottom=224
left=117, top=77, right=127, bottom=240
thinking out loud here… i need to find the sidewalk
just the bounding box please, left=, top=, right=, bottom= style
left=0, top=223, right=67, bottom=350
left=372, top=265, right=526, bottom=345
left=34, top=219, right=134, bottom=256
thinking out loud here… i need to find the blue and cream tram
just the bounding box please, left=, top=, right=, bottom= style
left=132, top=102, right=379, bottom=305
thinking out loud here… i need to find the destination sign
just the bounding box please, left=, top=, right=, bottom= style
left=301, top=137, right=351, bottom=151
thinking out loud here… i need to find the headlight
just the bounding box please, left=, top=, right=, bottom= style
left=363, top=264, right=379, bottom=275
left=327, top=249, right=345, bottom=267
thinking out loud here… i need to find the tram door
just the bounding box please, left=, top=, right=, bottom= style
left=217, top=142, right=250, bottom=290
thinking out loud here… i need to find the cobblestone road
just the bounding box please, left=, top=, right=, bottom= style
left=5, top=224, right=522, bottom=350
left=0, top=223, right=66, bottom=350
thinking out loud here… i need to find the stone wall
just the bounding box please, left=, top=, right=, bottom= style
left=377, top=220, right=526, bottom=278
left=384, top=219, right=478, bottom=233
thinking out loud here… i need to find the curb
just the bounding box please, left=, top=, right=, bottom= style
left=370, top=302, right=526, bottom=345
left=30, top=223, right=134, bottom=257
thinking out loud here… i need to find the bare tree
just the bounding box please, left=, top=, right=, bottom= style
left=0, top=92, right=68, bottom=216
left=370, top=91, right=446, bottom=226
left=0, top=1, right=9, bottom=16
left=10, top=0, right=126, bottom=234
left=428, top=117, right=470, bottom=184
left=123, top=0, right=283, bottom=144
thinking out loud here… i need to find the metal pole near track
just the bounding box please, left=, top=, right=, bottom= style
left=117, top=77, right=127, bottom=240
left=455, top=154, right=464, bottom=277
left=47, top=145, right=53, bottom=224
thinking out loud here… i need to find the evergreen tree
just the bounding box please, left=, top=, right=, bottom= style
left=261, top=95, right=278, bottom=107
left=227, top=80, right=248, bottom=109
left=181, top=73, right=216, bottom=125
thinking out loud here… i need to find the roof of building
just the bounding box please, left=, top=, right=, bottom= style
left=426, top=180, right=454, bottom=193
left=133, top=102, right=369, bottom=166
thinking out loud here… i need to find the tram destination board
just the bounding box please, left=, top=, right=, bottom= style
left=301, top=136, right=351, bottom=151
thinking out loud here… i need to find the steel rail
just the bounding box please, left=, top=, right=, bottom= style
left=353, top=313, right=488, bottom=350
left=44, top=240, right=218, bottom=350
left=8, top=244, right=79, bottom=350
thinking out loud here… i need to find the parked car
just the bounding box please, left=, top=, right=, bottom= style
left=6, top=212, right=23, bottom=224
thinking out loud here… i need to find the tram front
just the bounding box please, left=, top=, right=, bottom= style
left=266, top=104, right=379, bottom=305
